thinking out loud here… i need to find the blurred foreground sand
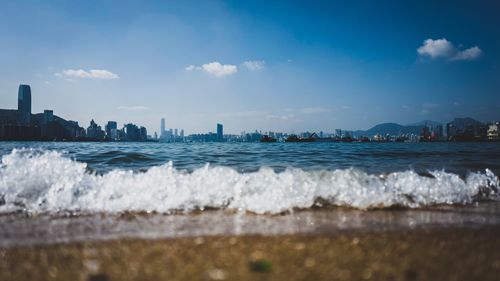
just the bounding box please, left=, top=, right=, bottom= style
left=1, top=226, right=499, bottom=281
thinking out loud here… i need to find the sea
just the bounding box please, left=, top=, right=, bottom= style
left=0, top=141, right=499, bottom=246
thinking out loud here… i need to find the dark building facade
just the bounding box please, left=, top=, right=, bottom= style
left=105, top=121, right=118, bottom=140
left=86, top=120, right=105, bottom=139
left=217, top=123, right=223, bottom=142
left=18, top=84, right=31, bottom=125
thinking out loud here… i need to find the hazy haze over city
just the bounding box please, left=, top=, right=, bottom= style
left=1, top=0, right=499, bottom=134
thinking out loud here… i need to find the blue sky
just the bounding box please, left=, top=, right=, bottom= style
left=0, top=0, right=499, bottom=134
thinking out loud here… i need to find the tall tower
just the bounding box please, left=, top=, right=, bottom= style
left=18, top=84, right=31, bottom=125
left=217, top=123, right=223, bottom=142
left=160, top=118, right=165, bottom=138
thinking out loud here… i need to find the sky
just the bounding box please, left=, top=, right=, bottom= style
left=0, top=0, right=499, bottom=135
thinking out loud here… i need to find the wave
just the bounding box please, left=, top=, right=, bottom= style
left=0, top=149, right=498, bottom=214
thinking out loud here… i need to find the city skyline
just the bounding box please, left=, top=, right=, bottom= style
left=1, top=1, right=500, bottom=134
left=0, top=83, right=498, bottom=142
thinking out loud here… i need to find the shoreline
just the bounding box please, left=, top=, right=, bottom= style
left=1, top=203, right=500, bottom=248
left=1, top=226, right=499, bottom=281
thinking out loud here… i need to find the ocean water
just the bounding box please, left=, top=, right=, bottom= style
left=0, top=141, right=499, bottom=215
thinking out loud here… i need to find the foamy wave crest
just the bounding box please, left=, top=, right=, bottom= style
left=0, top=149, right=498, bottom=214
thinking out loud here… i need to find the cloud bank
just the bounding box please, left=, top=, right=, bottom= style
left=55, top=69, right=120, bottom=79
left=417, top=38, right=482, bottom=61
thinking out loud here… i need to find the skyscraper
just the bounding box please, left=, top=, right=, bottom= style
left=217, top=123, right=223, bottom=142
left=105, top=121, right=118, bottom=139
left=18, top=84, right=31, bottom=125
left=160, top=118, right=165, bottom=138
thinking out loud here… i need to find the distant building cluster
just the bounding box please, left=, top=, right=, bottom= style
left=158, top=118, right=185, bottom=142
left=86, top=119, right=148, bottom=141
left=2, top=84, right=498, bottom=143
left=0, top=84, right=148, bottom=141
left=0, top=85, right=85, bottom=140
left=418, top=119, right=498, bottom=142
left=157, top=118, right=222, bottom=143
left=156, top=118, right=499, bottom=143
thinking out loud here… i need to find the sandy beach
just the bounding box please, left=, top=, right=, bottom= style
left=1, top=209, right=499, bottom=281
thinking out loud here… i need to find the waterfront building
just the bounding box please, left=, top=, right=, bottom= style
left=217, top=123, right=223, bottom=142
left=125, top=123, right=138, bottom=141
left=105, top=121, right=118, bottom=140
left=160, top=118, right=165, bottom=138
left=87, top=120, right=105, bottom=139
left=487, top=122, right=499, bottom=140
left=140, top=126, right=147, bottom=141
left=18, top=84, right=31, bottom=125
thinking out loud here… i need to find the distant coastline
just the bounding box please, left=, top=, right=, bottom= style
left=2, top=84, right=499, bottom=143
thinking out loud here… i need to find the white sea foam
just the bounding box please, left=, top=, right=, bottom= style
left=0, top=149, right=498, bottom=214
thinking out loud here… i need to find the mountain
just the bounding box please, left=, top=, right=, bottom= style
left=352, top=117, right=484, bottom=137
left=447, top=117, right=483, bottom=130
left=353, top=123, right=423, bottom=137
left=406, top=120, right=442, bottom=127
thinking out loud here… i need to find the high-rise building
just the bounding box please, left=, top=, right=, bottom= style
left=43, top=110, right=53, bottom=124
left=87, top=119, right=105, bottom=139
left=487, top=122, right=499, bottom=140
left=125, top=123, right=140, bottom=141
left=174, top=128, right=178, bottom=137
left=160, top=118, right=165, bottom=138
left=180, top=129, right=184, bottom=138
left=217, top=123, right=223, bottom=142
left=18, top=84, right=31, bottom=125
left=140, top=126, right=147, bottom=141
left=105, top=121, right=118, bottom=139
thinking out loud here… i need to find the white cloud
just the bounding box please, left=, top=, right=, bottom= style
left=242, top=60, right=265, bottom=70
left=55, top=69, right=119, bottom=79
left=417, top=38, right=482, bottom=61
left=118, top=106, right=149, bottom=111
left=451, top=46, right=482, bottom=61
left=186, top=61, right=237, bottom=77
left=300, top=107, right=331, bottom=114
left=417, top=38, right=455, bottom=58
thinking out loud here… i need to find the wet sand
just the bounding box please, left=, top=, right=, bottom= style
left=2, top=203, right=500, bottom=247
left=1, top=217, right=500, bottom=280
